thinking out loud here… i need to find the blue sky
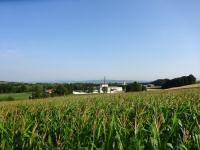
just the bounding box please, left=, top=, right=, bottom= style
left=0, top=0, right=199, bottom=82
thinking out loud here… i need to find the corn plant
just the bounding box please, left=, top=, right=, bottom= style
left=0, top=88, right=200, bottom=149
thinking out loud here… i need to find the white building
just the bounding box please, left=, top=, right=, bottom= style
left=99, top=84, right=123, bottom=93
left=73, top=84, right=123, bottom=95
left=73, top=77, right=123, bottom=94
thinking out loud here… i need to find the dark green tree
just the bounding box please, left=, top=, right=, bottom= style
left=31, top=85, right=44, bottom=99
left=102, top=87, right=108, bottom=93
left=188, top=74, right=196, bottom=84
left=126, top=82, right=144, bottom=92
left=55, top=85, right=66, bottom=96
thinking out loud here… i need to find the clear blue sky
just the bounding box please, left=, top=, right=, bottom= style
left=0, top=0, right=199, bottom=82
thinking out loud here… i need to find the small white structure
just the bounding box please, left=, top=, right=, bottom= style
left=109, top=86, right=123, bottom=93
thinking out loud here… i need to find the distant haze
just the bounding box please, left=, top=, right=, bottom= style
left=0, top=0, right=199, bottom=82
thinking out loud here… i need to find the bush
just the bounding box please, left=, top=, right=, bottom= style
left=31, top=85, right=44, bottom=99
left=126, top=82, right=146, bottom=92
left=55, top=85, right=66, bottom=96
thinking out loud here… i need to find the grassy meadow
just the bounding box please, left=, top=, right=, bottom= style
left=0, top=93, right=31, bottom=101
left=0, top=88, right=200, bottom=149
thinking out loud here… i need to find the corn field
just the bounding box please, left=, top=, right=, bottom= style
left=0, top=88, right=200, bottom=149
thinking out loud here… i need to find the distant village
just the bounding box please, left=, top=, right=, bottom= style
left=72, top=78, right=125, bottom=94
left=72, top=82, right=160, bottom=94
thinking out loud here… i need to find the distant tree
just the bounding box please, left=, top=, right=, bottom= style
left=122, top=85, right=126, bottom=92
left=55, top=85, right=66, bottom=96
left=142, top=85, right=147, bottom=91
left=102, top=87, right=108, bottom=93
left=188, top=74, right=196, bottom=84
left=31, top=85, right=44, bottom=99
left=64, top=84, right=73, bottom=94
left=88, top=86, right=94, bottom=93
left=126, top=82, right=145, bottom=92
left=17, top=84, right=27, bottom=93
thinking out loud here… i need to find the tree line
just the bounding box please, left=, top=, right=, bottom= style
left=30, top=83, right=98, bottom=99
left=0, top=83, right=31, bottom=93
left=0, top=81, right=146, bottom=99
left=0, top=82, right=99, bottom=99
left=151, top=74, right=196, bottom=89
left=126, top=82, right=146, bottom=92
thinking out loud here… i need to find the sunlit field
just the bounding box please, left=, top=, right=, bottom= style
left=0, top=88, right=200, bottom=149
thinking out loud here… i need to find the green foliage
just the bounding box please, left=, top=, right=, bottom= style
left=102, top=87, right=108, bottom=93
left=0, top=83, right=31, bottom=93
left=151, top=75, right=197, bottom=89
left=0, top=88, right=199, bottom=149
left=0, top=82, right=98, bottom=100
left=126, top=82, right=146, bottom=92
left=54, top=85, right=66, bottom=96
left=162, top=74, right=196, bottom=89
left=142, top=85, right=147, bottom=91
left=31, top=85, right=45, bottom=99
left=151, top=79, right=170, bottom=86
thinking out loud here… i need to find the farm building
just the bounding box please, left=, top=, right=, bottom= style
left=73, top=77, right=123, bottom=94
left=73, top=83, right=123, bottom=94
left=99, top=84, right=123, bottom=93
left=45, top=89, right=54, bottom=94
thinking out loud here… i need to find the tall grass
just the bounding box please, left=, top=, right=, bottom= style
left=0, top=88, right=200, bottom=149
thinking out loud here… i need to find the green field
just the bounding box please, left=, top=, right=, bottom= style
left=0, top=88, right=200, bottom=149
left=0, top=93, right=31, bottom=101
